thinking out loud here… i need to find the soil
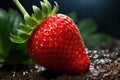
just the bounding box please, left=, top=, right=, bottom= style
left=0, top=39, right=120, bottom=80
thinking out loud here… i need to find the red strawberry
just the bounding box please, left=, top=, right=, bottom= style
left=10, top=0, right=90, bottom=74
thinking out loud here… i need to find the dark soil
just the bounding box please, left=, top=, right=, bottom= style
left=0, top=40, right=120, bottom=80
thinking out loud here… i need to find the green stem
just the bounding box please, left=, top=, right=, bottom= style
left=13, top=0, right=29, bottom=16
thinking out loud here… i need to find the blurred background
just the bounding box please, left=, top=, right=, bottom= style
left=0, top=0, right=120, bottom=38
left=0, top=0, right=120, bottom=64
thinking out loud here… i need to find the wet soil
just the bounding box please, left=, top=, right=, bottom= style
left=0, top=40, right=120, bottom=80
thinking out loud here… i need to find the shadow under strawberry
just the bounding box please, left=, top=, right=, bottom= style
left=0, top=64, right=32, bottom=72
left=39, top=68, right=90, bottom=80
left=40, top=69, right=65, bottom=80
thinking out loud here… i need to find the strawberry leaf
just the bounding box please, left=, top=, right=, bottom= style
left=40, top=1, right=48, bottom=17
left=24, top=15, right=38, bottom=28
left=0, top=9, right=23, bottom=58
left=68, top=12, right=77, bottom=23
left=78, top=18, right=97, bottom=35
left=50, top=2, right=58, bottom=16
left=86, top=33, right=112, bottom=47
left=20, top=23, right=33, bottom=33
left=17, top=29, right=30, bottom=40
left=32, top=5, right=44, bottom=21
left=0, top=8, right=33, bottom=64
left=5, top=43, right=34, bottom=64
left=44, top=0, right=52, bottom=14
left=10, top=33, right=26, bottom=43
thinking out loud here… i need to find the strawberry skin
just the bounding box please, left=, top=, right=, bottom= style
left=27, top=14, right=90, bottom=74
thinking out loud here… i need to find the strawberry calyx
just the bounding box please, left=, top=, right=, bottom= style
left=10, top=0, right=58, bottom=43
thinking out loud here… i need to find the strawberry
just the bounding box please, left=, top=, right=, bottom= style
left=10, top=0, right=90, bottom=74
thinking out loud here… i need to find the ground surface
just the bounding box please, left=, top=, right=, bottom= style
left=0, top=40, right=120, bottom=80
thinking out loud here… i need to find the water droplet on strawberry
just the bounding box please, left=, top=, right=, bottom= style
left=40, top=42, right=44, bottom=46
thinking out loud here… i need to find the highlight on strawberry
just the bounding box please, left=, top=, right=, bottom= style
left=10, top=0, right=90, bottom=74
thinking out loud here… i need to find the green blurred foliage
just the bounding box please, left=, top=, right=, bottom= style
left=68, top=12, right=112, bottom=47
left=0, top=8, right=34, bottom=64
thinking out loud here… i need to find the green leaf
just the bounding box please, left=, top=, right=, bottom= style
left=86, top=33, right=112, bottom=47
left=44, top=0, right=52, bottom=14
left=50, top=2, right=59, bottom=16
left=32, top=5, right=44, bottom=21
left=0, top=9, right=6, bottom=19
left=17, top=29, right=30, bottom=40
left=10, top=33, right=26, bottom=43
left=40, top=1, right=48, bottom=17
left=8, top=9, right=23, bottom=35
left=0, top=8, right=23, bottom=58
left=5, top=43, right=30, bottom=64
left=78, top=18, right=97, bottom=35
left=68, top=12, right=77, bottom=23
left=22, top=59, right=35, bottom=64
left=20, top=23, right=33, bottom=33
left=24, top=15, right=38, bottom=28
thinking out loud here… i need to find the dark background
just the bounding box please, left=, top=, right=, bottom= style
left=0, top=0, right=120, bottom=39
